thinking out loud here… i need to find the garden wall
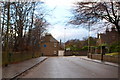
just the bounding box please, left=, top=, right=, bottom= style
left=2, top=51, right=41, bottom=66
left=64, top=50, right=87, bottom=56
left=88, top=54, right=119, bottom=63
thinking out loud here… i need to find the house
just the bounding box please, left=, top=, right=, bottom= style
left=40, top=34, right=64, bottom=56
left=97, top=26, right=119, bottom=45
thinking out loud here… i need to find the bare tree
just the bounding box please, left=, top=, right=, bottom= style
left=69, top=2, right=120, bottom=32
left=1, top=2, right=48, bottom=53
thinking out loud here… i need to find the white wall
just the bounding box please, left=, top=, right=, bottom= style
left=58, top=50, right=64, bottom=56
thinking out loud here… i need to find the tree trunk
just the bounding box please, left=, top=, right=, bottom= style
left=5, top=2, right=10, bottom=52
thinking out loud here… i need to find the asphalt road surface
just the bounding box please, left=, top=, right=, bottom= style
left=21, top=56, right=118, bottom=78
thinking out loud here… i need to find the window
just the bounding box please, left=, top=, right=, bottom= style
left=54, top=51, right=57, bottom=54
left=54, top=43, right=57, bottom=47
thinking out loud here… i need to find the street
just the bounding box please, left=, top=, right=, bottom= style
left=21, top=56, right=118, bottom=78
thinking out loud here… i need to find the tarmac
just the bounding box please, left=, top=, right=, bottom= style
left=2, top=56, right=119, bottom=79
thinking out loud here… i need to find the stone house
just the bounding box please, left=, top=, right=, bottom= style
left=93, top=26, right=119, bottom=54
left=40, top=34, right=63, bottom=56
left=97, top=26, right=119, bottom=45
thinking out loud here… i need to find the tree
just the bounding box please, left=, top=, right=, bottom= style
left=69, top=2, right=120, bottom=32
left=1, top=2, right=48, bottom=52
left=65, top=37, right=97, bottom=51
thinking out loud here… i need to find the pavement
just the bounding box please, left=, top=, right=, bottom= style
left=2, top=57, right=47, bottom=79
left=79, top=56, right=119, bottom=67
left=0, top=66, right=2, bottom=80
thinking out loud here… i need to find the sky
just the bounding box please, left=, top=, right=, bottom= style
left=40, top=0, right=99, bottom=42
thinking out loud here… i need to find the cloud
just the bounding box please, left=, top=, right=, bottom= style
left=48, top=25, right=89, bottom=42
left=42, top=0, right=76, bottom=7
left=42, top=0, right=103, bottom=42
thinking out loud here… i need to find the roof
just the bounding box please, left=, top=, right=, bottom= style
left=41, top=34, right=58, bottom=43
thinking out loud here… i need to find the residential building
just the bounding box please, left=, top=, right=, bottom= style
left=40, top=34, right=63, bottom=56
left=97, top=26, right=119, bottom=45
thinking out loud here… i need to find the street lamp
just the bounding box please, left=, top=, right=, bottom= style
left=87, top=21, right=91, bottom=58
left=64, top=28, right=66, bottom=51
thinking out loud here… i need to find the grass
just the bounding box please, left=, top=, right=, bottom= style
left=105, top=52, right=120, bottom=56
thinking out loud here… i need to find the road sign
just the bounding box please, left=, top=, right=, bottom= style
left=44, top=44, right=46, bottom=47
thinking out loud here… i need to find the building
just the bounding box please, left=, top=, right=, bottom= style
left=97, top=26, right=119, bottom=45
left=40, top=34, right=64, bottom=56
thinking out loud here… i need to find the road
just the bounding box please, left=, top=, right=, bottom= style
left=21, top=56, right=118, bottom=78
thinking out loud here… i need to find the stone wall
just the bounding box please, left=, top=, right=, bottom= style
left=2, top=51, right=40, bottom=66
left=88, top=54, right=119, bottom=63
left=64, top=50, right=87, bottom=56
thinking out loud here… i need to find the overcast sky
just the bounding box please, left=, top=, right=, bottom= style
left=41, top=0, right=99, bottom=42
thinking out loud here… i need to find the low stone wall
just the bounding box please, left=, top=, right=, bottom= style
left=103, top=55, right=119, bottom=63
left=89, top=54, right=119, bottom=63
left=2, top=51, right=41, bottom=66
left=90, top=54, right=102, bottom=60
left=64, top=50, right=87, bottom=56
left=64, top=51, right=73, bottom=56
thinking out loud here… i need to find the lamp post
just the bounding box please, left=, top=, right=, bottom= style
left=87, top=21, right=90, bottom=58
left=64, top=28, right=66, bottom=51
left=0, top=5, right=2, bottom=67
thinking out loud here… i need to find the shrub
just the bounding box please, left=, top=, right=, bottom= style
left=109, top=42, right=120, bottom=53
left=82, top=46, right=88, bottom=50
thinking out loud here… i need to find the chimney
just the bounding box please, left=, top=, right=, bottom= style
left=111, top=26, right=116, bottom=32
left=60, top=39, right=61, bottom=45
left=106, top=27, right=109, bottom=33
